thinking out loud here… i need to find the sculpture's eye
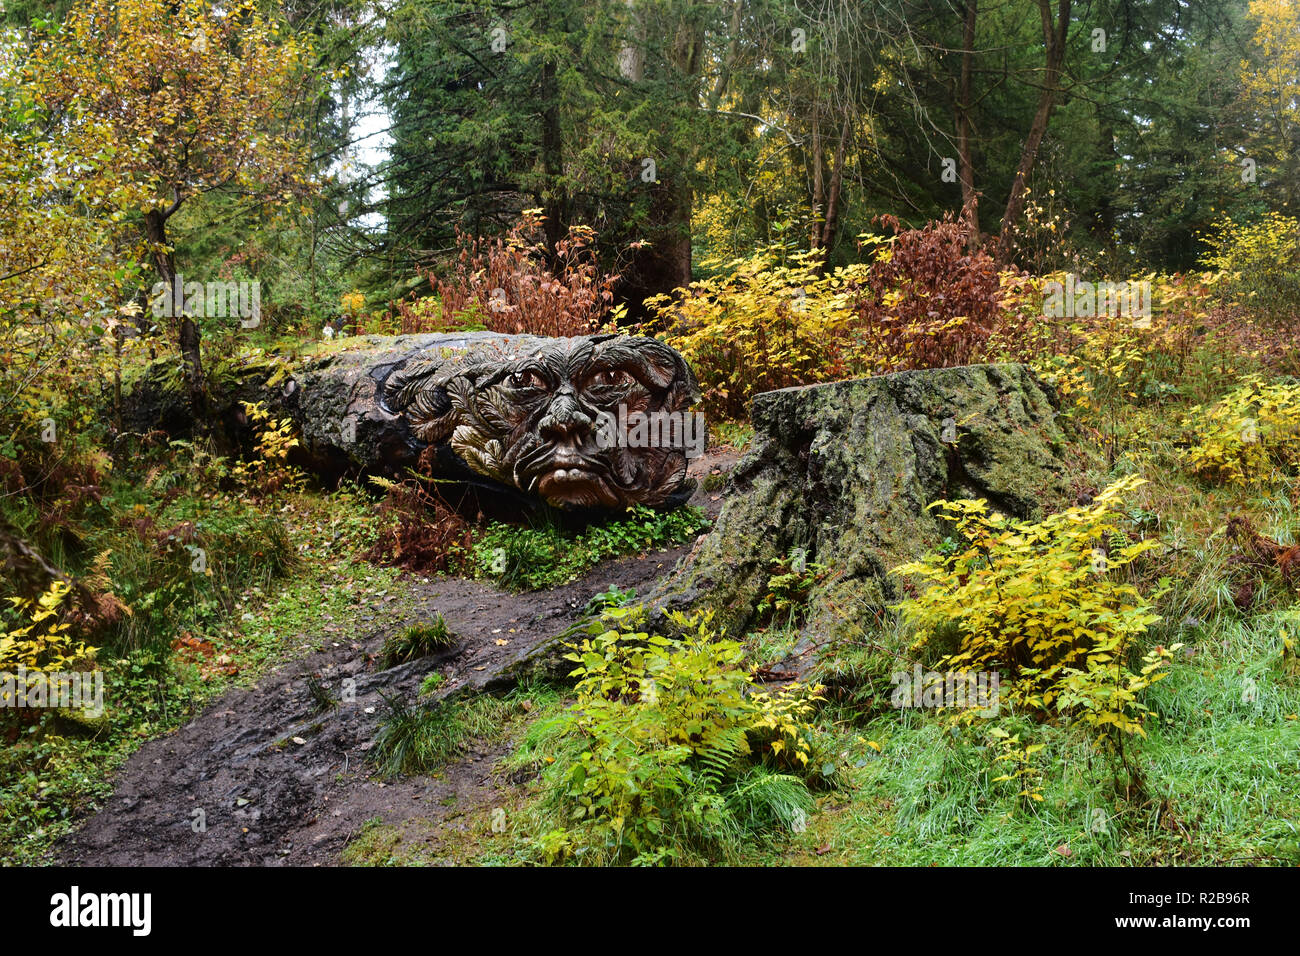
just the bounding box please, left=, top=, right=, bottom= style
left=510, top=369, right=547, bottom=390
left=585, top=368, right=635, bottom=389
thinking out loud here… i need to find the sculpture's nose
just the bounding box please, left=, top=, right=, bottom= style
left=539, top=392, right=593, bottom=445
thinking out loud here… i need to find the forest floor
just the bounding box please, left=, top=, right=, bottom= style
left=56, top=450, right=738, bottom=866
left=40, top=389, right=1300, bottom=868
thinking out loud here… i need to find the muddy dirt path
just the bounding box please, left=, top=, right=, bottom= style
left=59, top=454, right=736, bottom=867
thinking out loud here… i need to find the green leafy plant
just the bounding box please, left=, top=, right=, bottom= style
left=893, top=475, right=1178, bottom=748
left=419, top=672, right=445, bottom=695
left=533, top=606, right=824, bottom=865
left=583, top=585, right=637, bottom=616
left=755, top=547, right=827, bottom=628
left=473, top=506, right=709, bottom=591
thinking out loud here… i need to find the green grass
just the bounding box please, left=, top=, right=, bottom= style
left=419, top=671, right=447, bottom=695
left=745, top=625, right=803, bottom=668
left=710, top=421, right=754, bottom=448
left=371, top=681, right=565, bottom=778
left=340, top=816, right=445, bottom=867
left=226, top=557, right=404, bottom=671
left=720, top=599, right=1300, bottom=867
left=379, top=615, right=456, bottom=669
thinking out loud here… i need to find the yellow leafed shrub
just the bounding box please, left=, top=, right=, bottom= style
left=647, top=245, right=866, bottom=421
left=1181, top=376, right=1300, bottom=483
left=232, top=401, right=304, bottom=497
left=1200, top=213, right=1300, bottom=323
left=893, top=476, right=1176, bottom=746
left=1, top=580, right=97, bottom=674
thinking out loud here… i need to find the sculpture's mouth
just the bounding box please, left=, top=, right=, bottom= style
left=543, top=464, right=597, bottom=481
left=537, top=464, right=599, bottom=490
left=520, top=439, right=597, bottom=479
left=520, top=443, right=624, bottom=506
left=536, top=465, right=621, bottom=507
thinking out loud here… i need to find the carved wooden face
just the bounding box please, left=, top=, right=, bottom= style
left=490, top=336, right=695, bottom=508
left=384, top=334, right=701, bottom=509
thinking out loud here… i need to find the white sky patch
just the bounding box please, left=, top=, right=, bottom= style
left=333, top=32, right=393, bottom=230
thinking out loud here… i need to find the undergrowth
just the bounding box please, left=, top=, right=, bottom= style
left=471, top=505, right=710, bottom=590
left=371, top=681, right=562, bottom=778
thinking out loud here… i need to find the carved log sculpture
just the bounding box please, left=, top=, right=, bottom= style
left=379, top=334, right=703, bottom=509
left=124, top=332, right=705, bottom=510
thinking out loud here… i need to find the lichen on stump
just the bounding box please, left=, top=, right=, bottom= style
left=647, top=363, right=1073, bottom=644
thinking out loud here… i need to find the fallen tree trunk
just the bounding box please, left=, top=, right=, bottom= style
left=123, top=331, right=704, bottom=510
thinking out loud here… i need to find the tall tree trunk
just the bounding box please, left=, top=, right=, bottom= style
left=810, top=102, right=825, bottom=249
left=618, top=0, right=645, bottom=83
left=540, top=55, right=567, bottom=258
left=615, top=0, right=694, bottom=319
left=1092, top=37, right=1117, bottom=249
left=815, top=110, right=853, bottom=270
left=144, top=206, right=207, bottom=437
left=956, top=0, right=980, bottom=249
left=997, top=0, right=1072, bottom=265
left=1094, top=105, right=1116, bottom=242
left=706, top=0, right=745, bottom=112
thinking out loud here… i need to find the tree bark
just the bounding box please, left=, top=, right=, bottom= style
left=815, top=111, right=853, bottom=270
left=539, top=55, right=567, bottom=258
left=997, top=0, right=1072, bottom=265
left=811, top=102, right=824, bottom=248
left=144, top=205, right=207, bottom=437
left=706, top=0, right=745, bottom=112
left=615, top=0, right=694, bottom=318
left=956, top=0, right=981, bottom=249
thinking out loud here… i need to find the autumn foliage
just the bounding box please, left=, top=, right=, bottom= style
left=25, top=0, right=316, bottom=258
left=645, top=246, right=862, bottom=420
left=387, top=211, right=622, bottom=338
left=363, top=479, right=475, bottom=575
left=849, top=213, right=1004, bottom=373
left=650, top=214, right=1004, bottom=421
